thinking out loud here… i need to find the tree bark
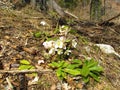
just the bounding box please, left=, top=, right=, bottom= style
left=30, top=0, right=36, bottom=9
left=90, top=0, right=102, bottom=22
left=48, top=0, right=66, bottom=18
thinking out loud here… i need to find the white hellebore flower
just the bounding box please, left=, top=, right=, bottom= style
left=57, top=49, right=63, bottom=55
left=31, top=75, right=39, bottom=84
left=55, top=39, right=64, bottom=49
left=64, top=50, right=72, bottom=55
left=43, top=40, right=55, bottom=49
left=59, top=25, right=70, bottom=35
left=72, top=39, right=77, bottom=48
left=59, top=36, right=66, bottom=42
left=43, top=41, right=50, bottom=49
left=40, top=20, right=46, bottom=26
left=49, top=48, right=56, bottom=55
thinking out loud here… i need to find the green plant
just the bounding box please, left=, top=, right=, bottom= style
left=34, top=32, right=42, bottom=38
left=43, top=25, right=77, bottom=59
left=49, top=59, right=82, bottom=80
left=81, top=59, right=103, bottom=83
left=43, top=25, right=103, bottom=84
left=19, top=60, right=37, bottom=76
left=19, top=59, right=35, bottom=70
left=49, top=59, right=103, bottom=83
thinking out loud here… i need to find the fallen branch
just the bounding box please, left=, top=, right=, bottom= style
left=48, top=0, right=78, bottom=19
left=99, top=13, right=120, bottom=25
left=0, top=69, right=53, bottom=74
left=48, top=0, right=65, bottom=17
left=64, top=10, right=79, bottom=19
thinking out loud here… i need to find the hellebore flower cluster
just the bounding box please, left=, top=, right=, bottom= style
left=43, top=25, right=77, bottom=56
left=43, top=36, right=66, bottom=55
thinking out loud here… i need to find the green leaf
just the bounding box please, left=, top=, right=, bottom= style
left=69, top=29, right=77, bottom=34
left=89, top=66, right=103, bottom=72
left=56, top=68, right=63, bottom=77
left=46, top=37, right=58, bottom=41
left=64, top=69, right=81, bottom=76
left=19, top=65, right=32, bottom=70
left=65, top=39, right=71, bottom=43
left=56, top=68, right=64, bottom=80
left=34, top=32, right=41, bottom=38
left=20, top=60, right=30, bottom=65
left=72, top=59, right=82, bottom=65
left=58, top=61, right=65, bottom=67
left=62, top=62, right=69, bottom=68
left=66, top=64, right=80, bottom=69
left=89, top=72, right=100, bottom=82
left=49, top=62, right=60, bottom=68
left=61, top=71, right=67, bottom=79
left=85, top=59, right=98, bottom=68
left=81, top=65, right=90, bottom=77
left=83, top=77, right=90, bottom=83
left=29, top=66, right=35, bottom=70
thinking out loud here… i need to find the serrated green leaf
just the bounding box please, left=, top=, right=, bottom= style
left=89, top=72, right=100, bottom=82
left=64, top=69, right=81, bottom=76
left=89, top=66, right=103, bottom=72
left=20, top=60, right=30, bottom=65
left=81, top=65, right=90, bottom=77
left=72, top=59, right=82, bottom=65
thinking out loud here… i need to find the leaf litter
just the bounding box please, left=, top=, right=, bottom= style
left=0, top=5, right=120, bottom=90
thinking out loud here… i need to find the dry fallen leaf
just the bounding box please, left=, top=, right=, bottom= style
left=50, top=84, right=56, bottom=90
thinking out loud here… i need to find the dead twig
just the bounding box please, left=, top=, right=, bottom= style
left=99, top=13, right=120, bottom=25
left=64, top=10, right=79, bottom=19
left=0, top=69, right=53, bottom=74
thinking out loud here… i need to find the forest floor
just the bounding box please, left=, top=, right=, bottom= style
left=0, top=5, right=120, bottom=90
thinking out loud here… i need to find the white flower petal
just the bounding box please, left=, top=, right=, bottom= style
left=38, top=60, right=44, bottom=65
left=55, top=40, right=64, bottom=49
left=40, top=21, right=46, bottom=26
left=43, top=41, right=55, bottom=49
left=43, top=41, right=50, bottom=49
left=57, top=49, right=63, bottom=55
left=72, top=39, right=77, bottom=48
left=31, top=76, right=39, bottom=84
left=49, top=48, right=56, bottom=55
left=59, top=25, right=70, bottom=35
left=59, top=36, right=66, bottom=41
left=62, top=83, right=71, bottom=90
left=64, top=50, right=71, bottom=55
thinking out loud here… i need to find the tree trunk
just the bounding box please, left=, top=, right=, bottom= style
left=48, top=0, right=66, bottom=17
left=30, top=0, right=36, bottom=9
left=90, top=0, right=102, bottom=22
